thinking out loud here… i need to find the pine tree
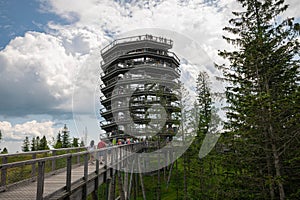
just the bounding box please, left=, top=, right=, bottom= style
left=35, top=136, right=40, bottom=150
left=1, top=147, right=8, bottom=154
left=80, top=140, right=85, bottom=147
left=196, top=71, right=212, bottom=135
left=72, top=137, right=79, bottom=147
left=188, top=71, right=224, bottom=199
left=22, top=136, right=30, bottom=152
left=31, top=137, right=36, bottom=151
left=218, top=0, right=300, bottom=199
left=61, top=124, right=70, bottom=148
left=54, top=131, right=62, bottom=149
left=39, top=136, right=49, bottom=150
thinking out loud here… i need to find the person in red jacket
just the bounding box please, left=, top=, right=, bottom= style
left=97, top=139, right=106, bottom=164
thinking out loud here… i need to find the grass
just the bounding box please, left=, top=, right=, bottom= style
left=1, top=149, right=87, bottom=185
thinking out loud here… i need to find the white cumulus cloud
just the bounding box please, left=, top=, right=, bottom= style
left=0, top=120, right=56, bottom=141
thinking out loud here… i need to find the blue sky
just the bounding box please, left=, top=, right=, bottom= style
left=0, top=0, right=299, bottom=153
left=0, top=0, right=70, bottom=49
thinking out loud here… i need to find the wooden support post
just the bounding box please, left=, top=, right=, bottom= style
left=124, top=148, right=129, bottom=199
left=1, top=156, right=7, bottom=189
left=166, top=163, right=174, bottom=189
left=117, top=170, right=125, bottom=200
left=32, top=153, right=36, bottom=179
left=104, top=149, right=108, bottom=169
left=164, top=151, right=167, bottom=181
left=77, top=148, right=81, bottom=164
left=104, top=149, right=107, bottom=183
left=36, top=161, right=45, bottom=200
left=119, top=147, right=122, bottom=170
left=52, top=150, right=56, bottom=172
left=127, top=157, right=135, bottom=200
left=106, top=177, right=111, bottom=200
left=157, top=153, right=161, bottom=200
left=108, top=170, right=116, bottom=200
left=66, top=155, right=72, bottom=193
left=134, top=173, right=138, bottom=200
left=82, top=153, right=88, bottom=200
left=115, top=147, right=118, bottom=169
left=138, top=157, right=146, bottom=200
left=92, top=159, right=99, bottom=200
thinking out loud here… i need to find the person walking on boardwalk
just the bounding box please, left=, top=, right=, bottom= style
left=97, top=138, right=106, bottom=164
left=88, top=140, right=95, bottom=164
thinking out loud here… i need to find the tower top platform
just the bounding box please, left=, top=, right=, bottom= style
left=101, top=34, right=173, bottom=62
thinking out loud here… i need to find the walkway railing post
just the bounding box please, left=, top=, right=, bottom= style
left=32, top=153, right=36, bottom=179
left=82, top=153, right=88, bottom=200
left=104, top=149, right=107, bottom=182
left=66, top=155, right=72, bottom=193
left=77, top=148, right=80, bottom=164
left=119, top=147, right=122, bottom=171
left=92, top=158, right=99, bottom=200
left=1, top=156, right=7, bottom=189
left=36, top=160, right=45, bottom=200
left=52, top=150, right=56, bottom=172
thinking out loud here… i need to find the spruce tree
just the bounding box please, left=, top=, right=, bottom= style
left=54, top=131, right=62, bottom=149
left=196, top=71, right=212, bottom=135
left=188, top=71, right=223, bottom=199
left=80, top=140, right=85, bottom=147
left=1, top=147, right=8, bottom=154
left=31, top=137, right=36, bottom=151
left=72, top=137, right=79, bottom=147
left=35, top=136, right=40, bottom=150
left=22, top=136, right=30, bottom=152
left=61, top=124, right=71, bottom=148
left=218, top=0, right=299, bottom=199
left=188, top=71, right=212, bottom=199
left=39, top=136, right=49, bottom=150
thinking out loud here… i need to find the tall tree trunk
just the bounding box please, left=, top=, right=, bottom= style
left=271, top=143, right=285, bottom=200
left=183, top=154, right=188, bottom=200
left=138, top=158, right=146, bottom=200
left=266, top=82, right=285, bottom=200
left=117, top=171, right=126, bottom=200
left=265, top=144, right=275, bottom=200
left=109, top=171, right=116, bottom=200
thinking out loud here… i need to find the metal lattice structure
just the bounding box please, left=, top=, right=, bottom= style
left=100, top=35, right=181, bottom=141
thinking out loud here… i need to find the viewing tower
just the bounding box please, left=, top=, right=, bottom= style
left=100, top=35, right=181, bottom=141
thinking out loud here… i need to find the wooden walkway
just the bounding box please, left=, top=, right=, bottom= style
left=0, top=144, right=142, bottom=200
left=0, top=163, right=99, bottom=200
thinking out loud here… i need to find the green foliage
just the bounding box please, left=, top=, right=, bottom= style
left=30, top=135, right=49, bottom=151
left=53, top=125, right=72, bottom=149
left=39, top=136, right=49, bottom=150
left=80, top=140, right=85, bottom=147
left=218, top=0, right=300, bottom=199
left=135, top=1, right=299, bottom=199
left=1, top=147, right=8, bottom=154
left=54, top=132, right=62, bottom=149
left=31, top=137, right=36, bottom=151
left=72, top=137, right=79, bottom=147
left=22, top=136, right=30, bottom=152
left=61, top=124, right=71, bottom=148
left=196, top=71, right=212, bottom=135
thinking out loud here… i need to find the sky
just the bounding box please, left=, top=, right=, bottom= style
left=0, top=0, right=299, bottom=153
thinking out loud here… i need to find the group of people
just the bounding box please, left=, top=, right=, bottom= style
left=88, top=139, right=107, bottom=165
left=112, top=138, right=139, bottom=145
left=88, top=137, right=142, bottom=165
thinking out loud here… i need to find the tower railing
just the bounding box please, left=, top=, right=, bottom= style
left=101, top=34, right=173, bottom=55
left=100, top=48, right=180, bottom=68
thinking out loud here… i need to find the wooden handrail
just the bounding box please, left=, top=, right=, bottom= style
left=0, top=144, right=141, bottom=188
left=0, top=147, right=87, bottom=158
